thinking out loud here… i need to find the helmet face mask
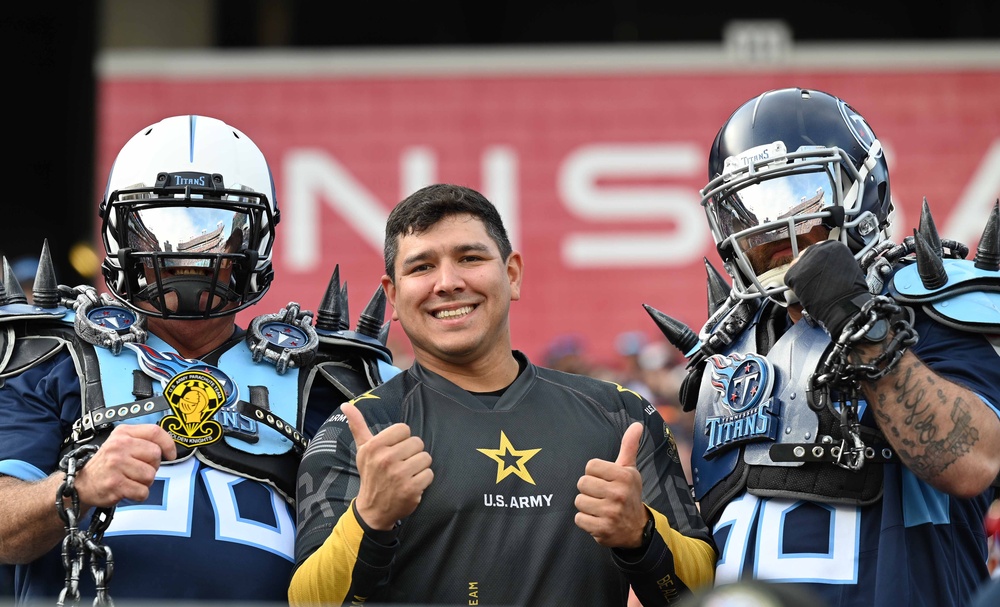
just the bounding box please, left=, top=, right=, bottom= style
left=701, top=88, right=891, bottom=304
left=100, top=116, right=278, bottom=320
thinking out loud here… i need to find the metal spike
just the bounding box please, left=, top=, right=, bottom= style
left=917, top=197, right=943, bottom=256
left=378, top=320, right=391, bottom=346
left=704, top=257, right=730, bottom=316
left=913, top=228, right=948, bottom=290
left=642, top=303, right=699, bottom=357
left=33, top=239, right=60, bottom=308
left=355, top=286, right=387, bottom=339
left=315, top=265, right=343, bottom=331
left=973, top=200, right=1000, bottom=271
left=2, top=257, right=27, bottom=305
left=338, top=282, right=350, bottom=331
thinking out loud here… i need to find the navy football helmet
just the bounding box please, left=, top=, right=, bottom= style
left=701, top=88, right=892, bottom=303
left=100, top=115, right=279, bottom=319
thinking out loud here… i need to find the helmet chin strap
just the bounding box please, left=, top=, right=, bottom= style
left=755, top=263, right=799, bottom=307
left=139, top=275, right=235, bottom=319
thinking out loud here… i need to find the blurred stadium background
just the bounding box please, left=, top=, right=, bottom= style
left=3, top=0, right=999, bottom=369
left=3, top=3, right=999, bottom=604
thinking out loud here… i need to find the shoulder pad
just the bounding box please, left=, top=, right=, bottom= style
left=889, top=259, right=1000, bottom=332
left=0, top=302, right=72, bottom=377
left=0, top=311, right=76, bottom=378
left=0, top=332, right=73, bottom=378
left=316, top=328, right=393, bottom=365
left=1, top=284, right=149, bottom=355
left=696, top=298, right=760, bottom=359
left=67, top=286, right=149, bottom=354
left=0, top=302, right=70, bottom=324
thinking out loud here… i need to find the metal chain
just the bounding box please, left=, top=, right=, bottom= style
left=56, top=445, right=117, bottom=607
left=808, top=295, right=918, bottom=471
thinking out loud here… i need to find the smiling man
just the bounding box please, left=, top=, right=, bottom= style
left=289, top=183, right=717, bottom=606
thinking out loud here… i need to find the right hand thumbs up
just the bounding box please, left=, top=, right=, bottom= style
left=342, top=401, right=375, bottom=446
left=341, top=401, right=434, bottom=530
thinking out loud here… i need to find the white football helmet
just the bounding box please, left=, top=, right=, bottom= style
left=100, top=115, right=279, bottom=319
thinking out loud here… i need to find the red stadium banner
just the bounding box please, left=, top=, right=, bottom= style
left=97, top=47, right=1000, bottom=367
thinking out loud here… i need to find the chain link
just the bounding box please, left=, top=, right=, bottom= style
left=808, top=295, right=918, bottom=471
left=56, top=445, right=117, bottom=607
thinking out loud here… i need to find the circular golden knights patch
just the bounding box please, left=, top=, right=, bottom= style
left=159, top=370, right=226, bottom=447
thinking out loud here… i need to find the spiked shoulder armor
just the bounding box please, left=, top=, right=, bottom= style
left=298, top=264, right=398, bottom=423
left=0, top=240, right=98, bottom=379
left=887, top=200, right=1000, bottom=333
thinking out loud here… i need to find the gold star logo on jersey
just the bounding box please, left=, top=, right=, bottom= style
left=477, top=431, right=541, bottom=485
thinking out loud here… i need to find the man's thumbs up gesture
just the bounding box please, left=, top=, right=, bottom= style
left=574, top=422, right=651, bottom=548
left=343, top=401, right=434, bottom=531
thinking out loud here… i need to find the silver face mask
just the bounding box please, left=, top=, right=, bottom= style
left=104, top=184, right=274, bottom=319
left=702, top=142, right=881, bottom=303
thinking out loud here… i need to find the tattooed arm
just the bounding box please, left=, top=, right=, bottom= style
left=857, top=337, right=1000, bottom=498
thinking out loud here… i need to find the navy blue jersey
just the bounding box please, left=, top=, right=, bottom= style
left=706, top=308, right=1000, bottom=606
left=0, top=338, right=337, bottom=604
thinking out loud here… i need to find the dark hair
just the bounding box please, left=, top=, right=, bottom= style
left=383, top=183, right=513, bottom=279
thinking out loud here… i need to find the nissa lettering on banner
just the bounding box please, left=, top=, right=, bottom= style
left=97, top=67, right=1000, bottom=366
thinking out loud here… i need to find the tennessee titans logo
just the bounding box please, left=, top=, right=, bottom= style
left=703, top=352, right=780, bottom=458
left=86, top=305, right=138, bottom=333
left=126, top=343, right=237, bottom=400
left=125, top=343, right=241, bottom=446
left=710, top=352, right=770, bottom=413
left=260, top=321, right=309, bottom=349
left=840, top=101, right=877, bottom=150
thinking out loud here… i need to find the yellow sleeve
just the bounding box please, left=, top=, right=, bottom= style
left=288, top=500, right=366, bottom=607
left=653, top=508, right=716, bottom=591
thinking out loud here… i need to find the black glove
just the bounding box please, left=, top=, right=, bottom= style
left=784, top=240, right=872, bottom=337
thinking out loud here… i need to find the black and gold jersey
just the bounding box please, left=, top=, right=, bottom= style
left=293, top=350, right=716, bottom=606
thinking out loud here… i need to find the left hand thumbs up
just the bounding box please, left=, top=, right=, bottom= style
left=574, top=422, right=648, bottom=548
left=614, top=422, right=643, bottom=468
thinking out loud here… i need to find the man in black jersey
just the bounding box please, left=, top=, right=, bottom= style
left=290, top=183, right=716, bottom=606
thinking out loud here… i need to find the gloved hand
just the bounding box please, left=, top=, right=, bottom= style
left=784, top=240, right=872, bottom=337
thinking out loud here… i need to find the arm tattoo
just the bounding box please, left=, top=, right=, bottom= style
left=870, top=357, right=978, bottom=479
